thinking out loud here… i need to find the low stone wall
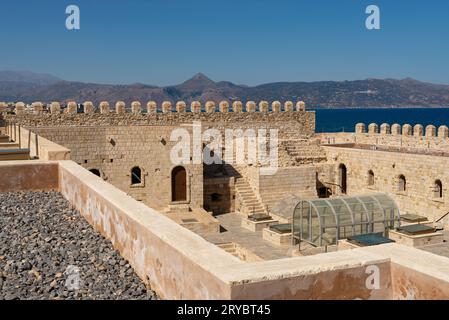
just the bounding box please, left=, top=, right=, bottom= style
left=3, top=160, right=449, bottom=300
left=7, top=125, right=70, bottom=160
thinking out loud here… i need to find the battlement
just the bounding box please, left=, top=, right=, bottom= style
left=3, top=100, right=315, bottom=139
left=5, top=100, right=307, bottom=115
left=355, top=122, right=449, bottom=139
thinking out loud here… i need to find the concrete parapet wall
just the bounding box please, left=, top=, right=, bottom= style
left=9, top=125, right=71, bottom=160
left=3, top=161, right=449, bottom=299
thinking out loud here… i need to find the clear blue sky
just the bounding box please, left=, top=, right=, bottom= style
left=1, top=0, right=448, bottom=86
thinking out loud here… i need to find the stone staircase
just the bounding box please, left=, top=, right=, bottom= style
left=224, top=165, right=268, bottom=217
left=216, top=243, right=239, bottom=259
left=279, top=139, right=327, bottom=166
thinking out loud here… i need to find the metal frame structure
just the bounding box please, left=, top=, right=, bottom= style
left=292, top=193, right=401, bottom=247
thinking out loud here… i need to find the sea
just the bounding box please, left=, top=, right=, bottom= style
left=313, top=108, right=449, bottom=133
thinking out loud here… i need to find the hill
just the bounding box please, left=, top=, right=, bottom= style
left=1, top=71, right=448, bottom=108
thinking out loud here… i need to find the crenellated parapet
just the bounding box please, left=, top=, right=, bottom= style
left=355, top=122, right=449, bottom=139
left=12, top=100, right=308, bottom=116
left=8, top=100, right=315, bottom=138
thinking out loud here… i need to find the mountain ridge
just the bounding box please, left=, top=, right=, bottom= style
left=1, top=71, right=449, bottom=108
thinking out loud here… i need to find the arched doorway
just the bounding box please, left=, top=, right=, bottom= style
left=171, top=166, right=187, bottom=202
left=339, top=164, right=347, bottom=194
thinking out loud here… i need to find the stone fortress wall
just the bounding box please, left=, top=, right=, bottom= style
left=319, top=122, right=449, bottom=222
left=6, top=99, right=449, bottom=223
left=4, top=100, right=316, bottom=214
left=5, top=100, right=313, bottom=138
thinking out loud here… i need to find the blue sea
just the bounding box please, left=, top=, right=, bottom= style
left=313, top=108, right=449, bottom=133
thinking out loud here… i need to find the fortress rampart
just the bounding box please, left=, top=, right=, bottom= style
left=319, top=122, right=449, bottom=151
left=4, top=100, right=314, bottom=139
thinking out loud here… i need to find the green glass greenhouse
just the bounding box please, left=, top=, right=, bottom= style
left=292, top=193, right=401, bottom=247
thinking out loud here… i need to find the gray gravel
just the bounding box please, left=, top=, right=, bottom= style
left=0, top=191, right=158, bottom=300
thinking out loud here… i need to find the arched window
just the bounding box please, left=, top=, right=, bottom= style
left=398, top=175, right=406, bottom=192
left=434, top=179, right=443, bottom=198
left=131, top=166, right=142, bottom=185
left=338, top=164, right=347, bottom=194
left=367, top=170, right=375, bottom=186
left=171, top=166, right=187, bottom=202
left=89, top=169, right=101, bottom=177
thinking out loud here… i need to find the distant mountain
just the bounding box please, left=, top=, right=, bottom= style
left=0, top=71, right=61, bottom=85
left=1, top=71, right=449, bottom=108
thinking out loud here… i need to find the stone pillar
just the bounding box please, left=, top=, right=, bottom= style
left=99, top=101, right=110, bottom=114
left=176, top=101, right=186, bottom=113
left=259, top=101, right=269, bottom=113
left=380, top=123, right=390, bottom=135
left=425, top=125, right=436, bottom=138
left=413, top=124, right=424, bottom=137
left=272, top=101, right=281, bottom=113
left=191, top=101, right=201, bottom=113
left=391, top=124, right=401, bottom=135
left=84, top=101, right=94, bottom=114
left=402, top=124, right=412, bottom=136
left=355, top=123, right=366, bottom=134
left=297, top=101, right=306, bottom=112
left=50, top=102, right=61, bottom=114
left=368, top=123, right=379, bottom=134
left=246, top=101, right=256, bottom=113
left=147, top=101, right=157, bottom=114
left=219, top=101, right=229, bottom=113
left=131, top=101, right=141, bottom=114
left=232, top=101, right=243, bottom=113
left=438, top=125, right=449, bottom=139
left=32, top=102, right=43, bottom=114
left=115, top=101, right=125, bottom=114
left=67, top=101, right=77, bottom=114
left=205, top=101, right=216, bottom=113
left=15, top=102, right=25, bottom=115
left=162, top=101, right=172, bottom=113
left=284, top=101, right=294, bottom=112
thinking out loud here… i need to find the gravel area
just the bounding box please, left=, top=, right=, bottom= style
left=0, top=191, right=158, bottom=300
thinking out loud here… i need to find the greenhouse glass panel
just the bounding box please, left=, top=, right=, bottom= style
left=292, top=193, right=401, bottom=247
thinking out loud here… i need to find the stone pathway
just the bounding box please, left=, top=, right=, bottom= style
left=419, top=231, right=449, bottom=258
left=201, top=213, right=297, bottom=261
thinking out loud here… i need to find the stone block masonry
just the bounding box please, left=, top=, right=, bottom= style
left=6, top=109, right=315, bottom=140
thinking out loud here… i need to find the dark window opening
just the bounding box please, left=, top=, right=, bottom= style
left=368, top=170, right=375, bottom=186
left=398, top=175, right=406, bottom=192
left=89, top=169, right=101, bottom=177
left=131, top=167, right=142, bottom=185
left=434, top=179, right=443, bottom=198
left=318, top=187, right=331, bottom=198
left=339, top=164, right=347, bottom=194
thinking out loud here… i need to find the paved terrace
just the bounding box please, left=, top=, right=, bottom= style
left=200, top=213, right=297, bottom=260
left=420, top=231, right=449, bottom=258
